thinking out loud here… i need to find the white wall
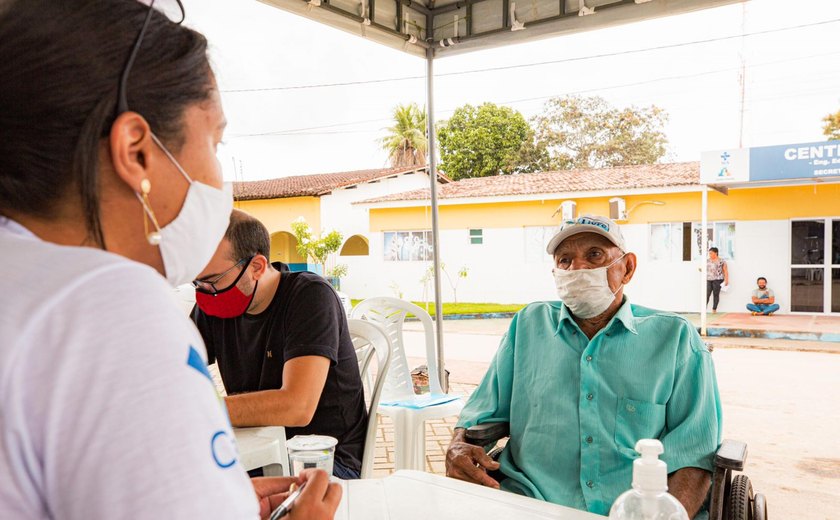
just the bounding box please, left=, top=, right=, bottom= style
left=320, top=173, right=432, bottom=240
left=316, top=171, right=434, bottom=282
left=608, top=221, right=791, bottom=313
left=727, top=220, right=791, bottom=313
left=343, top=227, right=556, bottom=304
left=342, top=219, right=797, bottom=314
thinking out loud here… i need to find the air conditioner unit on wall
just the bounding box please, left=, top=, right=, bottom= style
left=609, top=197, right=627, bottom=221
left=560, top=200, right=577, bottom=221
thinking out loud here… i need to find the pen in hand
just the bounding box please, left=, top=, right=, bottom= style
left=269, top=483, right=305, bottom=520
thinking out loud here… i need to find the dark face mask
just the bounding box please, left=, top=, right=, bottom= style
left=195, top=264, right=258, bottom=319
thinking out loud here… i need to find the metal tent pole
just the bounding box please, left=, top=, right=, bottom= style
left=701, top=186, right=709, bottom=337
left=425, top=47, right=447, bottom=393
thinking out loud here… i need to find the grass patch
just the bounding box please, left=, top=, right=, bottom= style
left=350, top=300, right=526, bottom=316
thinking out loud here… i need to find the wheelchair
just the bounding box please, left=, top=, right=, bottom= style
left=465, top=423, right=768, bottom=520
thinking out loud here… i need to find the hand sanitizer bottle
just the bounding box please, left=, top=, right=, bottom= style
left=608, top=439, right=690, bottom=520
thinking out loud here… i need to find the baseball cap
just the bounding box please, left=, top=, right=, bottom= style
left=546, top=214, right=627, bottom=255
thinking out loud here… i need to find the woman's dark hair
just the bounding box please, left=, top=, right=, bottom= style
left=709, top=247, right=719, bottom=254
left=0, top=0, right=214, bottom=246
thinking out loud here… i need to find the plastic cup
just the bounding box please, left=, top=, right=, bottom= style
left=286, top=435, right=338, bottom=476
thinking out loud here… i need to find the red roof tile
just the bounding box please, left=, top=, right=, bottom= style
left=356, top=162, right=701, bottom=204
left=233, top=166, right=447, bottom=201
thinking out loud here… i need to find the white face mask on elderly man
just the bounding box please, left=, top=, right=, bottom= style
left=553, top=254, right=626, bottom=319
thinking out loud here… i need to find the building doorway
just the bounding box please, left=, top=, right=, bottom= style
left=790, top=218, right=840, bottom=313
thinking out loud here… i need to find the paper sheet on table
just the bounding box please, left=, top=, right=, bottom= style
left=379, top=394, right=461, bottom=409
left=334, top=478, right=388, bottom=520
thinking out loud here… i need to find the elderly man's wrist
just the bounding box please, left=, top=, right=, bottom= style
left=451, top=427, right=467, bottom=444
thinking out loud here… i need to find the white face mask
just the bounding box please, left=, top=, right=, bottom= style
left=138, top=134, right=233, bottom=287
left=553, top=254, right=626, bottom=319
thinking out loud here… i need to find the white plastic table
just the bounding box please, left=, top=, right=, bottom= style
left=335, top=470, right=606, bottom=519
left=233, top=426, right=290, bottom=477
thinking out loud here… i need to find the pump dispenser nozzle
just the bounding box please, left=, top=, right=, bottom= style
left=609, top=439, right=689, bottom=520
left=632, top=439, right=668, bottom=493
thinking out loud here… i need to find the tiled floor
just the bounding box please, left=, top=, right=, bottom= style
left=213, top=362, right=479, bottom=478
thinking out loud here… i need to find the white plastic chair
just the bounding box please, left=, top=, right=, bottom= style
left=233, top=426, right=290, bottom=476
left=351, top=297, right=464, bottom=472
left=348, top=319, right=392, bottom=478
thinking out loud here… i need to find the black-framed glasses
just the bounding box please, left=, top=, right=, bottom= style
left=116, top=0, right=186, bottom=115
left=191, top=257, right=253, bottom=294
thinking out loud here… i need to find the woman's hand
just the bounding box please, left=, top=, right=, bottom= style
left=251, top=469, right=342, bottom=520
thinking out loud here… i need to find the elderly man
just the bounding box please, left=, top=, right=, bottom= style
left=191, top=210, right=367, bottom=479
left=445, top=215, right=722, bottom=518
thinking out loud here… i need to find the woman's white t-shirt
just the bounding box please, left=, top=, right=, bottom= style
left=0, top=217, right=258, bottom=519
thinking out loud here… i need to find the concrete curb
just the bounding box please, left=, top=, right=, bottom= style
left=702, top=326, right=840, bottom=343
left=704, top=336, right=840, bottom=355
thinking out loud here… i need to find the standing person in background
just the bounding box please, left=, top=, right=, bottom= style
left=706, top=247, right=729, bottom=313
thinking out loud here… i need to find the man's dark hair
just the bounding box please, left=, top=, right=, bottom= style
left=0, top=0, right=213, bottom=247
left=709, top=247, right=719, bottom=254
left=225, top=210, right=271, bottom=261
left=757, top=276, right=767, bottom=283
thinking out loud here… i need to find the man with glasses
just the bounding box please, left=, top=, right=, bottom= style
left=445, top=215, right=721, bottom=518
left=192, top=210, right=367, bottom=479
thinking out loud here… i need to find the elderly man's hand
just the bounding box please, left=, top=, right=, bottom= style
left=445, top=429, right=501, bottom=489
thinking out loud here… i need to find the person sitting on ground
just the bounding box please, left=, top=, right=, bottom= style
left=746, top=277, right=780, bottom=316
left=444, top=215, right=722, bottom=519
left=191, top=209, right=367, bottom=479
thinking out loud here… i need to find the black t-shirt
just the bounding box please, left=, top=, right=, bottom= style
left=192, top=263, right=367, bottom=473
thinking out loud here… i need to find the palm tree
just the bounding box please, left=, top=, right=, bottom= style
left=380, top=103, right=427, bottom=168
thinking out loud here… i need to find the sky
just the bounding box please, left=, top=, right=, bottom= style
left=180, top=0, right=840, bottom=181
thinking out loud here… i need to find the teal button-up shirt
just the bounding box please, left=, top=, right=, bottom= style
left=457, top=298, right=722, bottom=516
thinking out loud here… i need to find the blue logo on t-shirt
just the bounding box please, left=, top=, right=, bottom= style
left=186, top=345, right=212, bottom=383
left=211, top=430, right=238, bottom=469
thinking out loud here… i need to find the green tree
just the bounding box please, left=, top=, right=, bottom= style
left=822, top=109, right=840, bottom=140
left=437, top=103, right=542, bottom=180
left=380, top=103, right=427, bottom=168
left=290, top=217, right=343, bottom=276
left=532, top=95, right=668, bottom=170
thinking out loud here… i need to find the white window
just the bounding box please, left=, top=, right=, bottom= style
left=524, top=226, right=555, bottom=264
left=383, top=230, right=433, bottom=261
left=691, top=221, right=736, bottom=260
left=469, top=229, right=483, bottom=245
left=649, top=221, right=735, bottom=262
left=649, top=223, right=683, bottom=262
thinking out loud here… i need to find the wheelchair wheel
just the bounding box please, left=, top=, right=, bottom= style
left=753, top=493, right=767, bottom=520
left=726, top=475, right=753, bottom=520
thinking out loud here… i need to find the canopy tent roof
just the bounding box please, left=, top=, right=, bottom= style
left=259, top=0, right=745, bottom=59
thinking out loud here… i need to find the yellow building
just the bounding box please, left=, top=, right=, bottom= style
left=353, top=162, right=840, bottom=314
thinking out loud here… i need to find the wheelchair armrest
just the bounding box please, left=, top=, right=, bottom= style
left=464, top=422, right=510, bottom=445
left=714, top=439, right=747, bottom=472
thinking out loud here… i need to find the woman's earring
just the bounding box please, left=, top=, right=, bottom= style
left=138, top=179, right=162, bottom=246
